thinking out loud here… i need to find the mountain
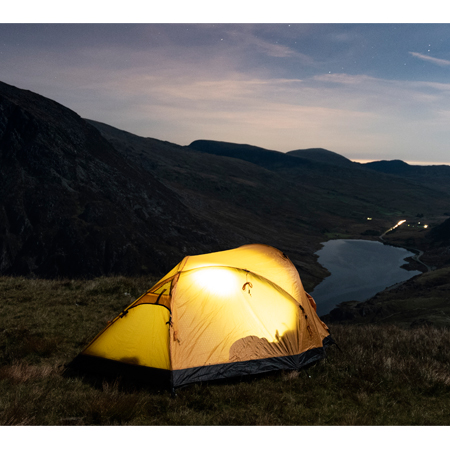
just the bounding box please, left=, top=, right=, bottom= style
left=3, top=80, right=450, bottom=290
left=188, top=139, right=313, bottom=170
left=363, top=159, right=413, bottom=175
left=0, top=81, right=218, bottom=278
left=183, top=139, right=450, bottom=225
left=188, top=141, right=352, bottom=169
left=363, top=160, right=450, bottom=195
left=287, top=148, right=354, bottom=167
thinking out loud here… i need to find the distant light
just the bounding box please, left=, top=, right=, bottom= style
left=367, top=217, right=372, bottom=221
left=385, top=220, right=407, bottom=233
left=424, top=224, right=428, bottom=228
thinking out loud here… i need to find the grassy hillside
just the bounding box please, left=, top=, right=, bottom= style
left=1, top=276, right=450, bottom=425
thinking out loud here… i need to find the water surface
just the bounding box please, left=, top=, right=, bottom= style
left=310, top=239, right=421, bottom=316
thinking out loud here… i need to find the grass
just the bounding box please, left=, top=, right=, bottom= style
left=1, top=276, right=450, bottom=425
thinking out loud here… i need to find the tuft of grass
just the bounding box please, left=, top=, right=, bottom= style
left=1, top=276, right=450, bottom=425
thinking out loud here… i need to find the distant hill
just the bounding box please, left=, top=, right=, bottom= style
left=363, top=159, right=450, bottom=195
left=364, top=159, right=414, bottom=175
left=287, top=148, right=354, bottom=167
left=188, top=141, right=354, bottom=169
left=184, top=139, right=450, bottom=225
left=188, top=139, right=313, bottom=170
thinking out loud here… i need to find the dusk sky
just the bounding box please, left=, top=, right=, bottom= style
left=2, top=16, right=450, bottom=165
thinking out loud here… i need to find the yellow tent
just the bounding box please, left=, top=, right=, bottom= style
left=69, top=244, right=333, bottom=388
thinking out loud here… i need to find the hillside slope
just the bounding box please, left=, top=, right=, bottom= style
left=88, top=121, right=332, bottom=288
left=0, top=81, right=217, bottom=278
left=89, top=122, right=450, bottom=288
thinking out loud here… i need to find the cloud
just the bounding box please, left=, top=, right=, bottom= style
left=217, top=26, right=315, bottom=63
left=236, top=32, right=297, bottom=58
left=44, top=57, right=450, bottom=161
left=4, top=23, right=450, bottom=164
left=312, top=73, right=377, bottom=85
left=409, top=52, right=450, bottom=67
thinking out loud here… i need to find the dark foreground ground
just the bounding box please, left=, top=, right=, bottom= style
left=1, top=276, right=449, bottom=425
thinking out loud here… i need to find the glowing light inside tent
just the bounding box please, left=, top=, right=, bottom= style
left=175, top=265, right=302, bottom=367
left=193, top=267, right=237, bottom=296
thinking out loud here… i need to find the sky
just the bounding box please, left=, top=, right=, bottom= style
left=2, top=5, right=450, bottom=165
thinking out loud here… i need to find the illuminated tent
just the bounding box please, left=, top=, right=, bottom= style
left=69, top=244, right=333, bottom=389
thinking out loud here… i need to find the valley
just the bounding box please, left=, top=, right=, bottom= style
left=2, top=79, right=450, bottom=328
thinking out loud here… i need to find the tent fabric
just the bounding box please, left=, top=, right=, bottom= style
left=70, top=244, right=333, bottom=388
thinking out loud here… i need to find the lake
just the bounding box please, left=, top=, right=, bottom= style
left=309, top=239, right=421, bottom=316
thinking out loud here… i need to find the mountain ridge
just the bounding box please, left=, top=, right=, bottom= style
left=187, top=139, right=315, bottom=170
left=287, top=147, right=354, bottom=167
left=0, top=81, right=218, bottom=278
left=2, top=80, right=450, bottom=291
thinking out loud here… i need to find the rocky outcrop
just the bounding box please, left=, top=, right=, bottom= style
left=0, top=81, right=217, bottom=278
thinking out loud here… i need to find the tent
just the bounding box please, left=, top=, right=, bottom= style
left=69, top=244, right=333, bottom=389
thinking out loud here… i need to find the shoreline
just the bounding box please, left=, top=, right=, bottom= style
left=313, top=236, right=425, bottom=319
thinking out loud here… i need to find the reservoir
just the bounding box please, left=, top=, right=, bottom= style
left=310, top=239, right=421, bottom=316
